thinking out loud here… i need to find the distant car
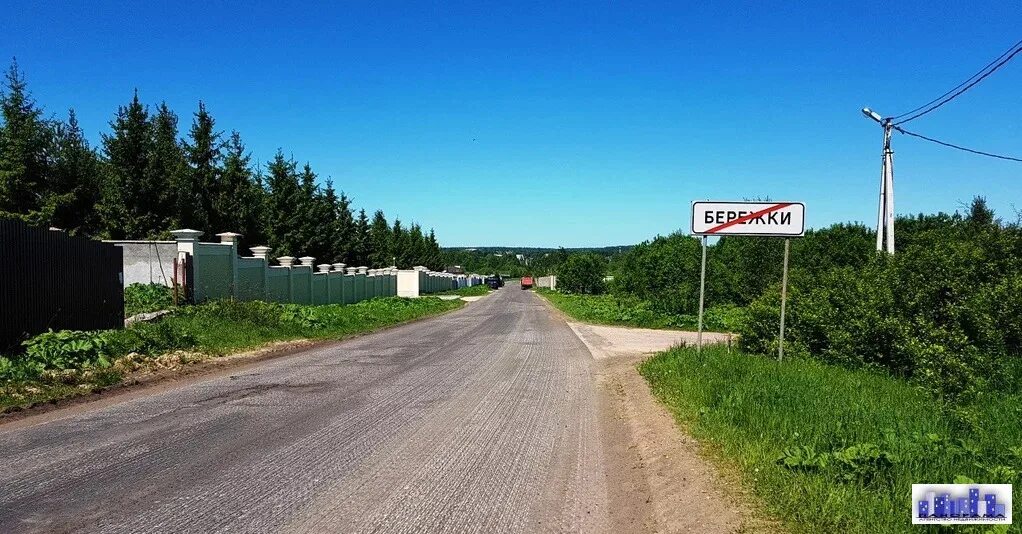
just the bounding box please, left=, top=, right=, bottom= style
left=520, top=276, right=534, bottom=289
left=485, top=275, right=503, bottom=289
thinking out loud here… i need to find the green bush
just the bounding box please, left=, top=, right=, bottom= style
left=22, top=330, right=114, bottom=370
left=124, top=283, right=175, bottom=317
left=557, top=253, right=607, bottom=294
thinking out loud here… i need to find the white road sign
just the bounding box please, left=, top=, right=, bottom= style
left=691, top=201, right=805, bottom=237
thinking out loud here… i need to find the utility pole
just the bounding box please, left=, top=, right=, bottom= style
left=862, top=108, right=895, bottom=254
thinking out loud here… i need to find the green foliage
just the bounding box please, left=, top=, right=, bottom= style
left=124, top=283, right=175, bottom=317
left=21, top=330, right=113, bottom=370
left=640, top=345, right=1022, bottom=533
left=538, top=289, right=737, bottom=331
left=2, top=297, right=462, bottom=408
left=557, top=253, right=607, bottom=294
left=0, top=61, right=447, bottom=268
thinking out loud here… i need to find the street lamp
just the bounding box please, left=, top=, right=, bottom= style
left=862, top=107, right=895, bottom=253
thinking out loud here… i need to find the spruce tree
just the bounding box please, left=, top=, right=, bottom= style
left=219, top=131, right=264, bottom=249
left=426, top=228, right=442, bottom=269
left=47, top=109, right=102, bottom=235
left=391, top=218, right=408, bottom=267
left=333, top=191, right=355, bottom=263
left=183, top=101, right=221, bottom=235
left=0, top=60, right=53, bottom=222
left=150, top=102, right=189, bottom=235
left=317, top=179, right=340, bottom=262
left=101, top=91, right=157, bottom=238
left=352, top=208, right=370, bottom=266
left=368, top=209, right=392, bottom=267
left=263, top=150, right=302, bottom=256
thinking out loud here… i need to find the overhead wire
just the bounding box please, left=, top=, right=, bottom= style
left=890, top=39, right=1022, bottom=121
left=892, top=42, right=1022, bottom=125
left=893, top=126, right=1022, bottom=162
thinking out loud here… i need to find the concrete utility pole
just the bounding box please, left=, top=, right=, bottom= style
left=862, top=108, right=895, bottom=254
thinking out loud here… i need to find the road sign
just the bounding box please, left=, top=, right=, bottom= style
left=691, top=201, right=805, bottom=237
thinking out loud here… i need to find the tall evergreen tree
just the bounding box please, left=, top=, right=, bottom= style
left=426, top=228, right=442, bottom=269
left=148, top=103, right=187, bottom=235
left=407, top=223, right=427, bottom=266
left=101, top=91, right=160, bottom=238
left=391, top=218, right=408, bottom=267
left=0, top=60, right=53, bottom=222
left=47, top=109, right=102, bottom=235
left=218, top=131, right=264, bottom=249
left=352, top=208, right=370, bottom=266
left=316, top=179, right=340, bottom=262
left=333, top=191, right=355, bottom=263
left=263, top=150, right=303, bottom=256
left=183, top=101, right=221, bottom=235
left=368, top=209, right=392, bottom=267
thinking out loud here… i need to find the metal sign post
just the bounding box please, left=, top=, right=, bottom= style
left=691, top=200, right=805, bottom=359
left=696, top=235, right=707, bottom=355
left=778, top=238, right=790, bottom=361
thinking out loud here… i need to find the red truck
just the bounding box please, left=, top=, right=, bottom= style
left=520, top=276, right=534, bottom=289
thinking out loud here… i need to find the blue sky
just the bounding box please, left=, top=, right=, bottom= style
left=3, top=1, right=1020, bottom=247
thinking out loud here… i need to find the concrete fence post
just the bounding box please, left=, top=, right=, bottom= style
left=333, top=263, right=346, bottom=304
left=251, top=246, right=271, bottom=301
left=300, top=256, right=315, bottom=305
left=216, top=232, right=242, bottom=299
left=278, top=256, right=295, bottom=302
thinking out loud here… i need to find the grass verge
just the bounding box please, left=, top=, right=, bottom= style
left=435, top=284, right=491, bottom=296
left=639, top=345, right=1022, bottom=533
left=1, top=297, right=463, bottom=412
left=536, top=288, right=742, bottom=331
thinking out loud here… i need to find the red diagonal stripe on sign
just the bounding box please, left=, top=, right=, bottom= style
left=706, top=203, right=793, bottom=234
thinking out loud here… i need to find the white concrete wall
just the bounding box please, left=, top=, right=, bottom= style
left=106, top=241, right=177, bottom=287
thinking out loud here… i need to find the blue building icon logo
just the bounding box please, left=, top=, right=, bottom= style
left=912, top=484, right=1012, bottom=525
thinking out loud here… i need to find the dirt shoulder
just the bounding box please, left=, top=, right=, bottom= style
left=571, top=321, right=780, bottom=533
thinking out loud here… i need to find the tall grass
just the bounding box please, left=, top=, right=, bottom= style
left=537, top=289, right=743, bottom=331
left=640, top=346, right=1022, bottom=533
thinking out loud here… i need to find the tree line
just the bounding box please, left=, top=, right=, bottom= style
left=557, top=197, right=1022, bottom=400
left=0, top=61, right=443, bottom=269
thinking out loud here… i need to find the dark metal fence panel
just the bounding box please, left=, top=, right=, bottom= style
left=0, top=220, right=124, bottom=352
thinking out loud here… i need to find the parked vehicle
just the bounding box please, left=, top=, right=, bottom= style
left=520, top=276, right=534, bottom=289
left=485, top=275, right=504, bottom=289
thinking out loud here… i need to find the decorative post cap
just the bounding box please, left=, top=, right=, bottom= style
left=346, top=267, right=358, bottom=274
left=333, top=263, right=346, bottom=272
left=298, top=256, right=316, bottom=266
left=170, top=229, right=203, bottom=242
left=278, top=256, right=296, bottom=267
left=317, top=264, right=332, bottom=273
left=357, top=266, right=368, bottom=274
left=250, top=246, right=271, bottom=259
left=216, top=232, right=242, bottom=244
left=367, top=269, right=377, bottom=275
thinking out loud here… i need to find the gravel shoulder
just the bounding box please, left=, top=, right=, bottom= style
left=570, top=321, right=776, bottom=533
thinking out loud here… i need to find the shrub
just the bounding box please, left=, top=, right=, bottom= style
left=124, top=283, right=175, bottom=317
left=558, top=253, right=607, bottom=294
left=21, top=330, right=114, bottom=370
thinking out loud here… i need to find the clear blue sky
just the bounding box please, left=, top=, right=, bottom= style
left=3, top=1, right=1020, bottom=247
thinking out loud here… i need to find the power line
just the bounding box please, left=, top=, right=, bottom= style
left=891, top=39, right=1022, bottom=120
left=893, top=42, right=1022, bottom=125
left=894, top=126, right=1022, bottom=162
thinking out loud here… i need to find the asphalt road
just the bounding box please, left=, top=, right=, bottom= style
left=0, top=285, right=611, bottom=533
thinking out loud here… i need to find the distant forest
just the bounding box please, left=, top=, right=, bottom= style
left=0, top=61, right=443, bottom=269
left=441, top=245, right=632, bottom=277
